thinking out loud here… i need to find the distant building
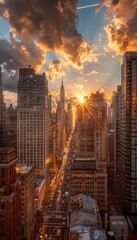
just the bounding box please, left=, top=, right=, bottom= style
left=49, top=120, right=59, bottom=170
left=0, top=67, right=8, bottom=147
left=6, top=104, right=17, bottom=132
left=107, top=129, right=114, bottom=200
left=34, top=177, right=46, bottom=211
left=70, top=159, right=97, bottom=197
left=110, top=216, right=128, bottom=240
left=16, top=164, right=35, bottom=240
left=57, top=80, right=66, bottom=155
left=17, top=67, right=49, bottom=178
left=0, top=148, right=22, bottom=240
left=111, top=85, right=121, bottom=201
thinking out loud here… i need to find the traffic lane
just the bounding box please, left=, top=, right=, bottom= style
left=45, top=218, right=67, bottom=239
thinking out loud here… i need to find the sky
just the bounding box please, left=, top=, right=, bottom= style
left=0, top=0, right=137, bottom=106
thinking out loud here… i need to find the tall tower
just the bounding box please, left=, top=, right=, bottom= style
left=59, top=79, right=65, bottom=152
left=119, top=52, right=137, bottom=214
left=17, top=67, right=49, bottom=177
left=60, top=79, right=65, bottom=108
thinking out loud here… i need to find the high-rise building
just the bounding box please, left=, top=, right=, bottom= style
left=16, top=164, right=35, bottom=240
left=70, top=93, right=107, bottom=211
left=119, top=52, right=137, bottom=213
left=0, top=67, right=7, bottom=147
left=6, top=104, right=17, bottom=132
left=90, top=92, right=108, bottom=210
left=6, top=104, right=17, bottom=156
left=60, top=80, right=66, bottom=152
left=0, top=148, right=22, bottom=240
left=0, top=66, right=3, bottom=127
left=107, top=129, right=114, bottom=201
left=17, top=67, right=49, bottom=178
left=111, top=86, right=121, bottom=202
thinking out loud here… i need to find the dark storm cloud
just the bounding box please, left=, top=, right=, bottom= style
left=0, top=33, right=45, bottom=92
left=0, top=0, right=96, bottom=68
left=0, top=34, right=45, bottom=71
left=2, top=70, right=17, bottom=93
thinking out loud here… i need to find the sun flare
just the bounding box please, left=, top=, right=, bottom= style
left=78, top=95, right=85, bottom=104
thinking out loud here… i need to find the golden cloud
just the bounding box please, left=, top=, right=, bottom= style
left=101, top=0, right=137, bottom=54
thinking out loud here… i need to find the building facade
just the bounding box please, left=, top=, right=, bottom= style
left=117, top=52, right=137, bottom=214
left=0, top=148, right=22, bottom=240
left=111, top=86, right=121, bottom=202
left=70, top=94, right=107, bottom=211
left=17, top=67, right=49, bottom=178
left=16, top=164, right=35, bottom=240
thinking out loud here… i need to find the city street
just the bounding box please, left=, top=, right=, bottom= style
left=37, top=134, right=74, bottom=240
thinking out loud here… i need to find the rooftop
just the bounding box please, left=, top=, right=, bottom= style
left=16, top=164, right=34, bottom=174
left=71, top=161, right=96, bottom=170
left=70, top=194, right=100, bottom=228
left=70, top=226, right=107, bottom=240
left=35, top=177, right=45, bottom=190
left=110, top=216, right=127, bottom=226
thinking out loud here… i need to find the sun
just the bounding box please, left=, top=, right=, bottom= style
left=78, top=95, right=85, bottom=104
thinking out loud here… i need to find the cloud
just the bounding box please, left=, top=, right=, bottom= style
left=2, top=70, right=17, bottom=92
left=46, top=59, right=65, bottom=82
left=48, top=90, right=60, bottom=109
left=100, top=0, right=137, bottom=54
left=4, top=91, right=17, bottom=106
left=75, top=84, right=83, bottom=90
left=0, top=34, right=45, bottom=72
left=90, top=70, right=98, bottom=75
left=0, top=0, right=97, bottom=69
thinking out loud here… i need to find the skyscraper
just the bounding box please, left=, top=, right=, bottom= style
left=119, top=52, right=137, bottom=213
left=60, top=80, right=65, bottom=109
left=0, top=67, right=3, bottom=127
left=17, top=67, right=49, bottom=177
left=111, top=86, right=121, bottom=202
left=57, top=80, right=66, bottom=154
left=70, top=94, right=107, bottom=211
left=0, top=67, right=8, bottom=147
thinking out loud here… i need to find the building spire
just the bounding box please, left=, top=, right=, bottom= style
left=62, top=76, right=64, bottom=86
left=60, top=77, right=65, bottom=108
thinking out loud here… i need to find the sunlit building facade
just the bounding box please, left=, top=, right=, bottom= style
left=70, top=94, right=107, bottom=211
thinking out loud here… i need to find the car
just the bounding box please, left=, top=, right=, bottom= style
left=42, top=200, right=46, bottom=205
left=61, top=200, right=65, bottom=205
left=50, top=213, right=55, bottom=219
left=61, top=221, right=66, bottom=226
left=57, top=200, right=61, bottom=205
left=48, top=235, right=52, bottom=240
left=56, top=228, right=61, bottom=237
